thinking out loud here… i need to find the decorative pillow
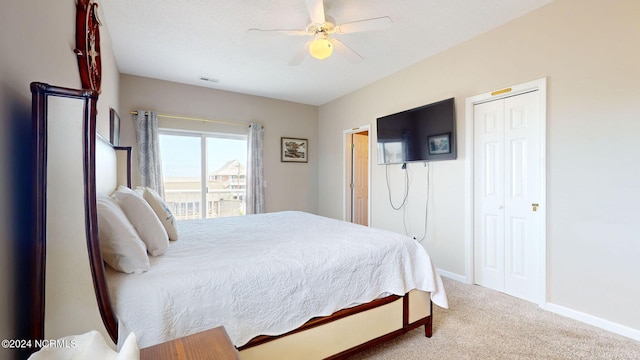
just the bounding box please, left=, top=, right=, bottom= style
left=96, top=193, right=150, bottom=274
left=138, top=186, right=179, bottom=241
left=114, top=186, right=169, bottom=256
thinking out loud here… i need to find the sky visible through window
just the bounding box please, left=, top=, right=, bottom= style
left=159, top=133, right=247, bottom=178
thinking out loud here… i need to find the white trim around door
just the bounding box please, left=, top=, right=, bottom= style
left=464, top=77, right=547, bottom=305
left=343, top=125, right=371, bottom=226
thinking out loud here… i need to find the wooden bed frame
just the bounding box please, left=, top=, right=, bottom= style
left=31, top=83, right=435, bottom=359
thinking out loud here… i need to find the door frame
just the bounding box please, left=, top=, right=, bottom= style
left=343, top=124, right=371, bottom=225
left=464, top=77, right=547, bottom=305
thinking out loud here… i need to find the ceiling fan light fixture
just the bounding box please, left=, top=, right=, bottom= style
left=309, top=36, right=333, bottom=60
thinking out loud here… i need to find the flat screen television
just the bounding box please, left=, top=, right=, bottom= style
left=376, top=97, right=456, bottom=164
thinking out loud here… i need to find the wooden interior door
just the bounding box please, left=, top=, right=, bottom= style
left=344, top=129, right=369, bottom=226
left=352, top=131, right=369, bottom=226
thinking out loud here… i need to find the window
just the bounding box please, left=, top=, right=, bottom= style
left=159, top=130, right=247, bottom=220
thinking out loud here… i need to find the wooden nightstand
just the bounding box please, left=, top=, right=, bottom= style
left=140, top=326, right=240, bottom=360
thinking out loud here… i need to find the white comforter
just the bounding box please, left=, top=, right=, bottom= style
left=106, top=211, right=448, bottom=349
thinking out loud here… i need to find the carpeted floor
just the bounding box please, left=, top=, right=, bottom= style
left=349, top=278, right=640, bottom=359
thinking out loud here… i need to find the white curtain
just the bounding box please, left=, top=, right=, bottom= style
left=246, top=123, right=264, bottom=214
left=132, top=110, right=165, bottom=197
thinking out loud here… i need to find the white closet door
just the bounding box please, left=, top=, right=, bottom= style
left=474, top=99, right=505, bottom=291
left=474, top=90, right=542, bottom=302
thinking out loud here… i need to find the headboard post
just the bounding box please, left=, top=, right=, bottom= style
left=114, top=146, right=132, bottom=188
left=30, top=82, right=49, bottom=346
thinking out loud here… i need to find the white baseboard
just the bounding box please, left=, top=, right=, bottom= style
left=436, top=270, right=640, bottom=342
left=543, top=302, right=640, bottom=342
left=435, top=269, right=640, bottom=342
left=436, top=268, right=467, bottom=283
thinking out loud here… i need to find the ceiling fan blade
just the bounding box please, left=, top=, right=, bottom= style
left=288, top=40, right=312, bottom=66
left=330, top=38, right=363, bottom=64
left=248, top=28, right=309, bottom=36
left=306, top=0, right=326, bottom=24
left=335, top=16, right=392, bottom=34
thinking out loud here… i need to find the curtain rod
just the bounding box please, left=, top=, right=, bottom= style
left=129, top=111, right=249, bottom=127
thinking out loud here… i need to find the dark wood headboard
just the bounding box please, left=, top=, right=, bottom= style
left=31, top=82, right=98, bottom=345
left=31, top=82, right=129, bottom=346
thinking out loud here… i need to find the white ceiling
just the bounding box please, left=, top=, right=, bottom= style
left=100, top=0, right=553, bottom=106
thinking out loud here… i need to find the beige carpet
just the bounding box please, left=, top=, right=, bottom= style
left=349, top=278, right=640, bottom=359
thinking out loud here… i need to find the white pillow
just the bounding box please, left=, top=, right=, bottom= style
left=138, top=186, right=179, bottom=241
left=114, top=186, right=169, bottom=256
left=27, top=330, right=139, bottom=360
left=96, top=193, right=150, bottom=274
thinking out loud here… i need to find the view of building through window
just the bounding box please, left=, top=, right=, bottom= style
left=159, top=131, right=247, bottom=220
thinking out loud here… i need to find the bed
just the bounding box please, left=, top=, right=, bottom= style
left=104, top=212, right=448, bottom=352
left=96, top=142, right=447, bottom=360
left=30, top=83, right=448, bottom=359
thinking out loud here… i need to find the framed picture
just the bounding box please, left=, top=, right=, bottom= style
left=109, top=108, right=120, bottom=146
left=281, top=137, right=308, bottom=163
left=428, top=133, right=451, bottom=155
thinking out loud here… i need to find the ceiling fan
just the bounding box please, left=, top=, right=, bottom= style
left=249, top=0, right=392, bottom=65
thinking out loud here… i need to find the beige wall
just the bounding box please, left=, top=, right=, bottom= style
left=0, top=0, right=119, bottom=137
left=318, top=0, right=640, bottom=334
left=119, top=74, right=319, bottom=213
left=1, top=0, right=121, bottom=352
left=2, top=0, right=639, bottom=351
